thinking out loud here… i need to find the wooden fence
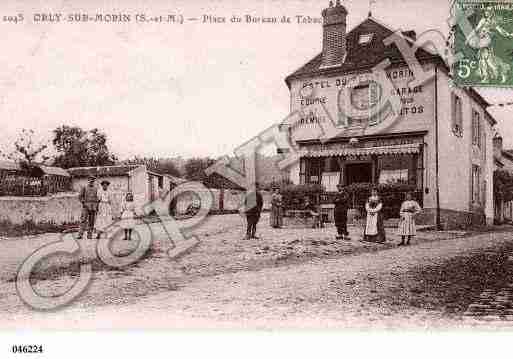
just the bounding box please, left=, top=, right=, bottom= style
left=0, top=175, right=72, bottom=197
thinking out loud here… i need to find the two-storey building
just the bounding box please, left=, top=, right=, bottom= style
left=283, top=2, right=496, bottom=228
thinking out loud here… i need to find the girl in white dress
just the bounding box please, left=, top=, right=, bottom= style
left=398, top=192, right=422, bottom=246
left=95, top=180, right=113, bottom=239
left=120, top=192, right=136, bottom=240
left=363, top=189, right=386, bottom=243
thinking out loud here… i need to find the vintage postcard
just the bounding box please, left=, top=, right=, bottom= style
left=1, top=0, right=513, bottom=355
left=453, top=0, right=513, bottom=86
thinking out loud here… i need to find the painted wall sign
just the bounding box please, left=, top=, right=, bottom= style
left=288, top=66, right=434, bottom=142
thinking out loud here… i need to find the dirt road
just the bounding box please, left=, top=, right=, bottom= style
left=1, top=219, right=512, bottom=329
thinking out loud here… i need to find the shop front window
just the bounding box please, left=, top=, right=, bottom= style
left=322, top=172, right=340, bottom=192
left=378, top=155, right=419, bottom=186
left=379, top=168, right=409, bottom=184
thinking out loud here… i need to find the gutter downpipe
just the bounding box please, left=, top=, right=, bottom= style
left=435, top=65, right=441, bottom=230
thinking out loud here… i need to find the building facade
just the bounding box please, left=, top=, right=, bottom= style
left=283, top=2, right=495, bottom=228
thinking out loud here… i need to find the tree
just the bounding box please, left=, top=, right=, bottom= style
left=52, top=125, right=117, bottom=168
left=0, top=129, right=50, bottom=171
left=184, top=157, right=215, bottom=182
left=494, top=170, right=513, bottom=203
left=121, top=157, right=181, bottom=177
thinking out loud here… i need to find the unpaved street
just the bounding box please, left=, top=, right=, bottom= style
left=1, top=214, right=512, bottom=329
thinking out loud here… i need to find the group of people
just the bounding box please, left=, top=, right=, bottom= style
left=78, top=176, right=137, bottom=241
left=247, top=183, right=422, bottom=246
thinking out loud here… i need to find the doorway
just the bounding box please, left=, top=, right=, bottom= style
left=345, top=163, right=373, bottom=185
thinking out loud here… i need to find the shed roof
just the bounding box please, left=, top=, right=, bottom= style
left=68, top=165, right=142, bottom=178
left=203, top=172, right=245, bottom=191
left=39, top=165, right=70, bottom=177
left=0, top=161, right=21, bottom=172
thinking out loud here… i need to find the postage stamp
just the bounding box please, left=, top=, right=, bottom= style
left=453, top=0, right=513, bottom=86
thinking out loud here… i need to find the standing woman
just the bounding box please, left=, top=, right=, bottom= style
left=398, top=192, right=422, bottom=246
left=95, top=180, right=113, bottom=239
left=120, top=192, right=136, bottom=240
left=363, top=188, right=386, bottom=243
left=270, top=187, right=283, bottom=228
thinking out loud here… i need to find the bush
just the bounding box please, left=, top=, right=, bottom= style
left=262, top=178, right=293, bottom=191
left=279, top=183, right=324, bottom=210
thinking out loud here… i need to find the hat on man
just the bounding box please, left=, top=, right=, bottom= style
left=88, top=175, right=96, bottom=182
left=100, top=180, right=110, bottom=186
left=336, top=183, right=344, bottom=189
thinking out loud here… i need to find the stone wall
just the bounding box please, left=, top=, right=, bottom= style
left=416, top=207, right=486, bottom=229
left=0, top=192, right=81, bottom=226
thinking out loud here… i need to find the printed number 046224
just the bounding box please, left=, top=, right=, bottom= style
left=11, top=345, right=43, bottom=354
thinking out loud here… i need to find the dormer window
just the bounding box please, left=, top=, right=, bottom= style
left=358, top=33, right=374, bottom=45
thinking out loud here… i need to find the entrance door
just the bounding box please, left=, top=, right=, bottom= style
left=345, top=163, right=373, bottom=185
left=148, top=175, right=155, bottom=202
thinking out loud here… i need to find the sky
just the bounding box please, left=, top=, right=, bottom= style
left=1, top=0, right=512, bottom=161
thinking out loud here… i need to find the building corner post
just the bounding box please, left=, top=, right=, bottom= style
left=434, top=65, right=441, bottom=230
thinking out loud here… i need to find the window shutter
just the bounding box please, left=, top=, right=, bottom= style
left=451, top=94, right=456, bottom=130
left=457, top=98, right=463, bottom=134
left=471, top=110, right=475, bottom=144
left=482, top=120, right=486, bottom=159
left=479, top=112, right=483, bottom=148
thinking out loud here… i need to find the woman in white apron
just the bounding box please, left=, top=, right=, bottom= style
left=363, top=189, right=386, bottom=243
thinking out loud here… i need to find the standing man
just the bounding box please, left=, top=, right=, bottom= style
left=78, top=176, right=99, bottom=239
left=243, top=183, right=263, bottom=240
left=334, top=184, right=350, bottom=240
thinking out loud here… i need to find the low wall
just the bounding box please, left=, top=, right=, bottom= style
left=416, top=208, right=487, bottom=229
left=0, top=192, right=82, bottom=226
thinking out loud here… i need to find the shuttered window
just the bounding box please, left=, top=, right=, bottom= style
left=472, top=109, right=481, bottom=147
left=452, top=93, right=463, bottom=137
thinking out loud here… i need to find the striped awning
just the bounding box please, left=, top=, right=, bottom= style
left=302, top=143, right=421, bottom=158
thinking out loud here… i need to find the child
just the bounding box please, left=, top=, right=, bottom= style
left=363, top=189, right=385, bottom=243
left=120, top=192, right=136, bottom=240
left=398, top=192, right=422, bottom=246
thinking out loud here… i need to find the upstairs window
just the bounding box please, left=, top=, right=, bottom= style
left=452, top=93, right=463, bottom=137
left=358, top=33, right=374, bottom=45
left=472, top=109, right=481, bottom=148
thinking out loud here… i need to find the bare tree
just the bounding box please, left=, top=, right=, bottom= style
left=0, top=129, right=50, bottom=170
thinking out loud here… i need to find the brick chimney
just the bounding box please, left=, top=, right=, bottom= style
left=321, top=0, right=348, bottom=69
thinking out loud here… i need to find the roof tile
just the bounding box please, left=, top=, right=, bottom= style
left=285, top=17, right=438, bottom=86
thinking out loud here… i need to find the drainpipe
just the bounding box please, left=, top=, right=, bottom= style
left=434, top=65, right=441, bottom=229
